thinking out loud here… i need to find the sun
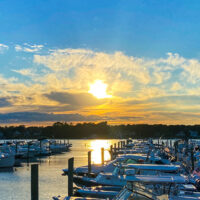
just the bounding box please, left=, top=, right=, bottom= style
left=89, top=80, right=111, bottom=99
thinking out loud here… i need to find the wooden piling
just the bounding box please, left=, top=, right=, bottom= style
left=114, top=143, right=117, bottom=158
left=123, top=141, right=125, bottom=147
left=27, top=142, right=30, bottom=160
left=174, top=141, right=178, bottom=161
left=68, top=157, right=74, bottom=196
left=101, top=148, right=104, bottom=165
left=110, top=145, right=113, bottom=160
left=31, top=164, right=39, bottom=200
left=40, top=140, right=42, bottom=155
left=15, top=142, right=18, bottom=154
left=191, top=147, right=194, bottom=171
left=118, top=142, right=120, bottom=149
left=120, top=141, right=123, bottom=149
left=48, top=141, right=51, bottom=154
left=88, top=151, right=91, bottom=175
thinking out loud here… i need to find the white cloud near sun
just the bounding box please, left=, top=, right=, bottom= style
left=1, top=47, right=200, bottom=124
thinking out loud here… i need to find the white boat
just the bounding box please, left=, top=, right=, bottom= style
left=73, top=164, right=183, bottom=187
left=0, top=146, right=15, bottom=168
left=74, top=186, right=121, bottom=199
left=50, top=140, right=70, bottom=153
left=57, top=175, right=194, bottom=200
left=53, top=196, right=104, bottom=200
left=114, top=175, right=200, bottom=200
left=121, top=163, right=182, bottom=175
left=63, top=153, right=169, bottom=176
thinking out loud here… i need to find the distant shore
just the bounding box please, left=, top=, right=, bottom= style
left=0, top=121, right=199, bottom=139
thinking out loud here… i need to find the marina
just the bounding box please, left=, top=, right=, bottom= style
left=53, top=139, right=200, bottom=200
left=1, top=1, right=200, bottom=199
left=0, top=139, right=119, bottom=200
left=1, top=138, right=200, bottom=199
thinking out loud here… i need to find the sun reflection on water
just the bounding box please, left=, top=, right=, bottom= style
left=89, top=140, right=111, bottom=164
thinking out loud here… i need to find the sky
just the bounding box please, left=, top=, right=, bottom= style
left=1, top=0, right=200, bottom=125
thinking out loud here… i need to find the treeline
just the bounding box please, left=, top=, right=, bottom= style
left=0, top=121, right=200, bottom=139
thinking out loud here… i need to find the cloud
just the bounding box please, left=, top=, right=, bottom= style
left=15, top=44, right=43, bottom=53
left=34, top=49, right=151, bottom=93
left=0, top=98, right=11, bottom=107
left=126, top=95, right=200, bottom=107
left=0, top=112, right=102, bottom=123
left=12, top=68, right=34, bottom=76
left=181, top=59, right=200, bottom=84
left=1, top=48, right=200, bottom=124
left=44, top=92, right=107, bottom=107
left=171, top=82, right=182, bottom=91
left=0, top=43, right=9, bottom=53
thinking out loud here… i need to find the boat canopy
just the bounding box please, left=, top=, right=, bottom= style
left=125, top=175, right=187, bottom=184
left=122, top=164, right=181, bottom=171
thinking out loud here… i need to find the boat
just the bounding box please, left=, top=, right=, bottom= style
left=74, top=186, right=121, bottom=199
left=114, top=175, right=200, bottom=200
left=0, top=146, right=15, bottom=168
left=63, top=152, right=170, bottom=177
left=53, top=196, right=104, bottom=200
left=73, top=163, right=183, bottom=187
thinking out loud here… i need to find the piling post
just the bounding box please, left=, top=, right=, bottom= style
left=48, top=141, right=51, bottom=154
left=15, top=142, right=18, bottom=154
left=31, top=164, right=39, bottom=200
left=191, top=147, right=194, bottom=171
left=40, top=140, right=42, bottom=156
left=114, top=143, right=116, bottom=157
left=88, top=151, right=91, bottom=175
left=101, top=148, right=104, bottom=165
left=110, top=145, right=113, bottom=160
left=68, top=157, right=74, bottom=196
left=174, top=141, right=178, bottom=161
left=27, top=142, right=30, bottom=160
left=118, top=142, right=120, bottom=150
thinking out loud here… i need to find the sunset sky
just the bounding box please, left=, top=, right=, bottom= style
left=1, top=0, right=200, bottom=125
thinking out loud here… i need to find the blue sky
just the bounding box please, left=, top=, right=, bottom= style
left=1, top=0, right=200, bottom=57
left=1, top=0, right=200, bottom=124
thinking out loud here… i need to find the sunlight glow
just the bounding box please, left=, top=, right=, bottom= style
left=89, top=80, right=111, bottom=99
left=89, top=140, right=111, bottom=164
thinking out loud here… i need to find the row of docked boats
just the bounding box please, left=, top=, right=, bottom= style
left=53, top=139, right=200, bottom=200
left=0, top=139, right=72, bottom=168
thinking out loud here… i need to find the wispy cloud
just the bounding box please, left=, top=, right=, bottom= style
left=1, top=48, right=200, bottom=124
left=15, top=43, right=44, bottom=53
left=0, top=43, right=9, bottom=53
left=0, top=112, right=102, bottom=123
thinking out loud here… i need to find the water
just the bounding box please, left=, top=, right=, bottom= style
left=0, top=139, right=120, bottom=200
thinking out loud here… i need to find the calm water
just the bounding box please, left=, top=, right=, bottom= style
left=0, top=139, right=120, bottom=200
